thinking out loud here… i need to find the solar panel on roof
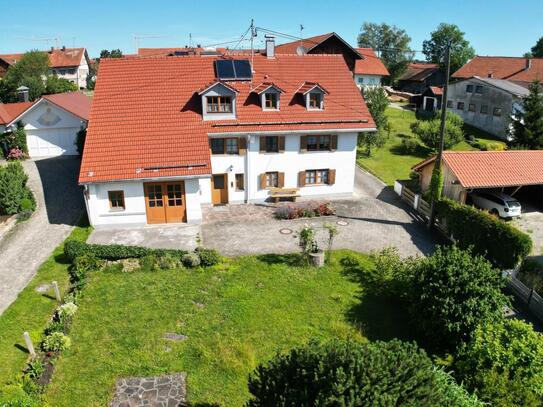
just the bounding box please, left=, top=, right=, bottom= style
left=215, top=59, right=252, bottom=80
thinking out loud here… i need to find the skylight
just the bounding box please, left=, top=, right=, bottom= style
left=215, top=59, right=252, bottom=80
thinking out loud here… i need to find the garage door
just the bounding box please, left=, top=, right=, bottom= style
left=26, top=127, right=79, bottom=157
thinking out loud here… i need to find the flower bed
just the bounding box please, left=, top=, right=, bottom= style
left=275, top=201, right=335, bottom=220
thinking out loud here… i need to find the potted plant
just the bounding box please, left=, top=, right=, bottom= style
left=299, top=224, right=325, bottom=267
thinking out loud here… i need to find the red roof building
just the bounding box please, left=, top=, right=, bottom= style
left=452, top=56, right=543, bottom=84
left=397, top=63, right=445, bottom=94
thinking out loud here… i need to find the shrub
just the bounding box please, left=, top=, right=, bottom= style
left=69, top=253, right=102, bottom=284
left=58, top=302, right=78, bottom=320
left=248, top=339, right=460, bottom=406
left=44, top=318, right=66, bottom=335
left=0, top=161, right=34, bottom=215
left=456, top=319, right=543, bottom=406
left=76, top=128, right=86, bottom=155
left=42, top=332, right=71, bottom=352
left=20, top=197, right=34, bottom=211
left=436, top=198, right=532, bottom=268
left=0, top=384, right=42, bottom=407
left=7, top=147, right=26, bottom=160
left=433, top=368, right=483, bottom=407
left=364, top=247, right=413, bottom=297
left=157, top=253, right=180, bottom=270
left=411, top=112, right=464, bottom=151
left=275, top=201, right=334, bottom=220
left=196, top=247, right=221, bottom=267
left=139, top=254, right=159, bottom=272
left=409, top=245, right=509, bottom=351
left=182, top=252, right=201, bottom=268
left=402, top=137, right=419, bottom=154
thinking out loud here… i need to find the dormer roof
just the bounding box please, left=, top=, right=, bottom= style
left=197, top=80, right=239, bottom=95
left=252, top=82, right=285, bottom=94
left=296, top=82, right=329, bottom=95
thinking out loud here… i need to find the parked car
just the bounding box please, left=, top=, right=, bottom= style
left=470, top=190, right=522, bottom=219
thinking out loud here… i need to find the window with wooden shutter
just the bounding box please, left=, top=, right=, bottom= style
left=278, top=172, right=285, bottom=188
left=300, top=136, right=308, bottom=152
left=260, top=173, right=267, bottom=189
left=327, top=169, right=336, bottom=185
left=330, top=135, right=338, bottom=151
left=238, top=137, right=247, bottom=155
left=259, top=137, right=266, bottom=152
left=298, top=171, right=306, bottom=187
left=278, top=136, right=285, bottom=152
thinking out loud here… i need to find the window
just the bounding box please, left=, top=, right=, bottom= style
left=167, top=184, right=183, bottom=206
left=235, top=174, right=244, bottom=191
left=265, top=172, right=279, bottom=188
left=468, top=103, right=476, bottom=112
left=475, top=85, right=483, bottom=94
left=147, top=185, right=163, bottom=207
left=305, top=169, right=329, bottom=185
left=447, top=100, right=453, bottom=108
left=206, top=96, right=232, bottom=113
left=493, top=107, right=502, bottom=117
left=457, top=102, right=465, bottom=110
left=210, top=138, right=239, bottom=154
left=264, top=93, right=278, bottom=109
left=309, top=92, right=323, bottom=109
left=357, top=77, right=364, bottom=84
left=108, top=190, right=125, bottom=210
left=264, top=136, right=279, bottom=153
left=304, top=135, right=332, bottom=151
left=466, top=84, right=474, bottom=93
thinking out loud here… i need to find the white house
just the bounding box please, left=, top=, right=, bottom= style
left=79, top=40, right=375, bottom=227
left=0, top=90, right=91, bottom=157
left=354, top=48, right=390, bottom=88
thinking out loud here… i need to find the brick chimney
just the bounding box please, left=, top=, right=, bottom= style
left=265, top=35, right=275, bottom=59
left=525, top=58, right=532, bottom=70
left=487, top=72, right=494, bottom=78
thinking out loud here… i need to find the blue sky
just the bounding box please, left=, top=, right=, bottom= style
left=1, top=0, right=541, bottom=58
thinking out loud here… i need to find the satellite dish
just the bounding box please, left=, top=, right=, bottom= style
left=296, top=45, right=307, bottom=55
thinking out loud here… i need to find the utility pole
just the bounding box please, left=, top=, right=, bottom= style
left=427, top=42, right=451, bottom=229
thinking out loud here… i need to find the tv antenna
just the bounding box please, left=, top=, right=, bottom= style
left=133, top=34, right=169, bottom=52
left=16, top=36, right=60, bottom=49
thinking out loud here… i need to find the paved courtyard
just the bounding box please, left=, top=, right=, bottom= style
left=514, top=209, right=543, bottom=264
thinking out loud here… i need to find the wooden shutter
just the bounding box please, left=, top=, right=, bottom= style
left=298, top=171, right=306, bottom=187
left=327, top=169, right=336, bottom=185
left=239, top=137, right=247, bottom=155
left=259, top=136, right=266, bottom=153
left=330, top=135, right=338, bottom=151
left=278, top=136, right=286, bottom=153
left=278, top=172, right=285, bottom=188
left=260, top=173, right=267, bottom=189
left=300, top=136, right=307, bottom=152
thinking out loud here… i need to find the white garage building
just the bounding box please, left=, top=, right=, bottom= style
left=0, top=91, right=91, bottom=157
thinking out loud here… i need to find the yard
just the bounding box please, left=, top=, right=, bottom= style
left=357, top=107, right=506, bottom=185
left=42, top=251, right=411, bottom=406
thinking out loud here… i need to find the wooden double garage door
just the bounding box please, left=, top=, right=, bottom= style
left=144, top=182, right=186, bottom=224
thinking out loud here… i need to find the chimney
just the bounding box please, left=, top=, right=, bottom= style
left=488, top=72, right=493, bottom=78
left=265, top=35, right=275, bottom=59
left=62, top=45, right=66, bottom=51
left=526, top=58, right=532, bottom=70
left=49, top=46, right=54, bottom=53
left=16, top=86, right=29, bottom=102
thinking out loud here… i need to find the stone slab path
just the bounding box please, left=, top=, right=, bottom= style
left=109, top=373, right=187, bottom=406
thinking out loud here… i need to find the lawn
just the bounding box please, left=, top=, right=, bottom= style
left=0, top=222, right=91, bottom=389
left=357, top=107, right=506, bottom=185
left=43, top=251, right=411, bottom=406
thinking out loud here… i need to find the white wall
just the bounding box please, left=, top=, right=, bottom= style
left=51, top=53, right=89, bottom=89
left=355, top=74, right=383, bottom=88
left=209, top=153, right=246, bottom=203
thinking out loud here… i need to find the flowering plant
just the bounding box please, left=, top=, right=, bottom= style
left=7, top=147, right=26, bottom=160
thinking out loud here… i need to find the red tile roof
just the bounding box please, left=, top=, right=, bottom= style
left=275, top=33, right=336, bottom=54
left=452, top=56, right=543, bottom=83
left=400, top=63, right=439, bottom=82
left=0, top=101, right=33, bottom=124
left=252, top=82, right=285, bottom=94
left=429, top=86, right=443, bottom=95
left=0, top=48, right=87, bottom=68
left=413, top=151, right=543, bottom=188
left=296, top=82, right=328, bottom=95
left=80, top=54, right=374, bottom=184
left=42, top=92, right=91, bottom=120
left=137, top=48, right=204, bottom=57
left=354, top=48, right=389, bottom=76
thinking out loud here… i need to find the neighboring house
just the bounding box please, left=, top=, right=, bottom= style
left=397, top=63, right=445, bottom=94
left=447, top=76, right=529, bottom=139
left=137, top=47, right=205, bottom=57
left=0, top=47, right=91, bottom=89
left=412, top=86, right=442, bottom=112
left=79, top=39, right=375, bottom=227
left=452, top=56, right=543, bottom=86
left=0, top=90, right=91, bottom=157
left=354, top=48, right=389, bottom=87
left=0, top=56, right=13, bottom=78
left=413, top=150, right=543, bottom=204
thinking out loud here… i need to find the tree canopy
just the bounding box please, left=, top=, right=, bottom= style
left=410, top=112, right=464, bottom=151
left=422, top=23, right=476, bottom=74
left=1, top=50, right=50, bottom=102
left=509, top=80, right=543, bottom=149
left=358, top=22, right=414, bottom=84
left=531, top=36, right=543, bottom=58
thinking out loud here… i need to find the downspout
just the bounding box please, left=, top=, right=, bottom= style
left=245, top=135, right=251, bottom=203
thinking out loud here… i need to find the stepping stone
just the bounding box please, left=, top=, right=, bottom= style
left=109, top=373, right=187, bottom=406
left=35, top=283, right=52, bottom=293
left=163, top=333, right=188, bottom=341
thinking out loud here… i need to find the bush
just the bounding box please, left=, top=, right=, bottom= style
left=44, top=318, right=67, bottom=335
left=139, top=254, right=159, bottom=272
left=196, top=247, right=221, bottom=267
left=401, top=137, right=420, bottom=154
left=0, top=161, right=34, bottom=215
left=0, top=124, right=29, bottom=155
left=248, top=339, right=467, bottom=406
left=275, top=201, right=334, bottom=220
left=456, top=319, right=543, bottom=406
left=76, top=128, right=86, bottom=155
left=433, top=368, right=483, bottom=407
left=436, top=198, right=532, bottom=268
left=409, top=245, right=509, bottom=351
left=363, top=247, right=413, bottom=297
left=58, top=302, right=78, bottom=320
left=20, top=197, right=34, bottom=211
left=157, top=253, right=181, bottom=270
left=411, top=112, right=464, bottom=151
left=69, top=253, right=102, bottom=284
left=42, top=332, right=71, bottom=352
left=0, top=384, right=42, bottom=407
left=182, top=252, right=201, bottom=268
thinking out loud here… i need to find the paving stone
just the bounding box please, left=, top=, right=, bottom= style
left=109, top=373, right=187, bottom=407
left=163, top=333, right=188, bottom=341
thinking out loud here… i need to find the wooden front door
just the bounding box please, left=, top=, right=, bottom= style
left=144, top=182, right=186, bottom=224
left=211, top=174, right=228, bottom=205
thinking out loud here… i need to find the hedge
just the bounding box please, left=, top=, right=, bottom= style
left=64, top=241, right=188, bottom=262
left=436, top=199, right=532, bottom=269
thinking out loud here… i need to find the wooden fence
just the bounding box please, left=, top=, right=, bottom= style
left=506, top=272, right=543, bottom=323
left=394, top=181, right=443, bottom=232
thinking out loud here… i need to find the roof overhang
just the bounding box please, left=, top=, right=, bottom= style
left=252, top=82, right=285, bottom=95
left=296, top=82, right=329, bottom=95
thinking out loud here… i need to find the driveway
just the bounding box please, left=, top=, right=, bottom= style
left=0, top=157, right=84, bottom=315
left=201, top=167, right=438, bottom=257
left=514, top=210, right=543, bottom=264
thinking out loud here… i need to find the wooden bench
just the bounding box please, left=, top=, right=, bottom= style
left=268, top=187, right=301, bottom=203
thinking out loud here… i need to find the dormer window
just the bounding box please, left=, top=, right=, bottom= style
left=309, top=92, right=323, bottom=109
left=206, top=96, right=232, bottom=113
left=296, top=82, right=328, bottom=111
left=198, top=81, right=238, bottom=121
left=253, top=82, right=284, bottom=111
left=265, top=93, right=278, bottom=109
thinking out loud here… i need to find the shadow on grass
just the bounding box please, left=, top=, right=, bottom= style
left=54, top=252, right=72, bottom=265
left=256, top=253, right=305, bottom=267
left=389, top=142, right=432, bottom=159
left=14, top=343, right=29, bottom=354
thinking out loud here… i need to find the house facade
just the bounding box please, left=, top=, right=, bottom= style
left=447, top=76, right=529, bottom=139
left=354, top=48, right=389, bottom=88
left=397, top=63, right=445, bottom=94
left=80, top=43, right=375, bottom=227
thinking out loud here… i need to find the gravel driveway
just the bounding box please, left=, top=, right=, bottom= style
left=0, top=157, right=84, bottom=315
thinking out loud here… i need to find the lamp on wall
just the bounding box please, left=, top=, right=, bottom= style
left=228, top=165, right=234, bottom=172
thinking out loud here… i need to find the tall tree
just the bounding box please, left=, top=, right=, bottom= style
left=509, top=80, right=543, bottom=149
left=358, top=22, right=415, bottom=84
left=1, top=50, right=50, bottom=101
left=422, top=23, right=475, bottom=74
left=531, top=36, right=543, bottom=58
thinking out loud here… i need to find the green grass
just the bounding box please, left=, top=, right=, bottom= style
left=43, top=251, right=411, bottom=406
left=0, top=221, right=91, bottom=389
left=357, top=107, right=506, bottom=185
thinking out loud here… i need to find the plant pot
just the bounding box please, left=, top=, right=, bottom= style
left=309, top=251, right=325, bottom=268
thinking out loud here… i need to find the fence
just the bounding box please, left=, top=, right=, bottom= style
left=505, top=271, right=543, bottom=324
left=394, top=181, right=443, bottom=233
